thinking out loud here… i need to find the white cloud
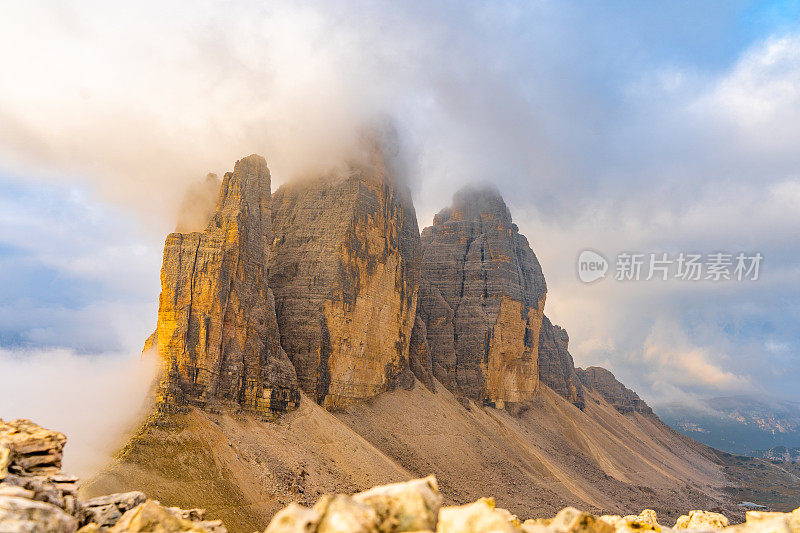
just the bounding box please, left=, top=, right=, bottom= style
left=642, top=319, right=750, bottom=391
left=0, top=347, right=157, bottom=477
left=0, top=3, right=799, bottom=408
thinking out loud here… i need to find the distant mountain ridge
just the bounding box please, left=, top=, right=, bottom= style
left=657, top=395, right=800, bottom=456
left=755, top=446, right=800, bottom=462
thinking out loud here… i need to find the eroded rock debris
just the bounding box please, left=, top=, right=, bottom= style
left=3, top=418, right=799, bottom=533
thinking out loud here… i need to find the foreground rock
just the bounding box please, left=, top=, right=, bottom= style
left=263, top=475, right=800, bottom=533
left=0, top=418, right=67, bottom=476
left=0, top=419, right=226, bottom=533
left=266, top=474, right=441, bottom=533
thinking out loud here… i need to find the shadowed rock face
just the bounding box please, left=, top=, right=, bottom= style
left=417, top=186, right=547, bottom=406
left=148, top=155, right=298, bottom=416
left=538, top=316, right=585, bottom=409
left=268, top=162, right=421, bottom=409
left=576, top=366, right=654, bottom=415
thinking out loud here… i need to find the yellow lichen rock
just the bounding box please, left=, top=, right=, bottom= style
left=743, top=511, right=796, bottom=533
left=437, top=498, right=520, bottom=533
left=724, top=512, right=791, bottom=533
left=353, top=475, right=442, bottom=532
left=674, top=510, right=729, bottom=530
left=544, top=507, right=615, bottom=533
left=617, top=509, right=661, bottom=532
left=597, top=516, right=622, bottom=527
left=149, top=155, right=299, bottom=416
left=264, top=503, right=321, bottom=533
left=316, top=495, right=378, bottom=533
left=110, top=500, right=208, bottom=532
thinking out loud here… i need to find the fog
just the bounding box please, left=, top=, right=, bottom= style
left=0, top=348, right=157, bottom=477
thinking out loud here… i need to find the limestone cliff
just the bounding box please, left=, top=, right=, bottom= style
left=576, top=366, right=654, bottom=415
left=268, top=161, right=421, bottom=409
left=148, top=155, right=298, bottom=416
left=417, top=186, right=547, bottom=406
left=538, top=316, right=585, bottom=409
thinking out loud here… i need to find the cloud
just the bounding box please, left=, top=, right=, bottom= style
left=642, top=319, right=750, bottom=391
left=0, top=2, right=799, bottom=408
left=0, top=347, right=157, bottom=477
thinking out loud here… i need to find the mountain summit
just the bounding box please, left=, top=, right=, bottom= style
left=80, top=154, right=800, bottom=532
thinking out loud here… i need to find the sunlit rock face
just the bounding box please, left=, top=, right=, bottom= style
left=148, top=155, right=298, bottom=416
left=576, top=366, right=654, bottom=415
left=268, top=160, right=421, bottom=409
left=417, top=186, right=547, bottom=406
left=537, top=316, right=585, bottom=409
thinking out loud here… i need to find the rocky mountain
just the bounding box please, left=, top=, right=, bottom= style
left=658, top=396, right=800, bottom=456
left=755, top=447, right=800, bottom=463
left=537, top=316, right=585, bottom=409
left=576, top=367, right=653, bottom=415
left=76, top=153, right=800, bottom=532
left=267, top=158, right=420, bottom=410
left=146, top=155, right=298, bottom=418
left=415, top=186, right=547, bottom=408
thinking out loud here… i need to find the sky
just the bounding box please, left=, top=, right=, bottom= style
left=1, top=0, right=799, bottom=436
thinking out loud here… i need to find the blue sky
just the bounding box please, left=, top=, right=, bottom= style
left=1, top=1, right=799, bottom=408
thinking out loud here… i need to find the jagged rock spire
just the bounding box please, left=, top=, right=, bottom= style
left=415, top=185, right=547, bottom=406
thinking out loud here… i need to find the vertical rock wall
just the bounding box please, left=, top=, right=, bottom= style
left=268, top=163, right=421, bottom=409
left=148, top=152, right=645, bottom=416
left=537, top=316, right=585, bottom=409
left=576, top=366, right=654, bottom=415
left=417, top=186, right=547, bottom=406
left=149, top=155, right=298, bottom=416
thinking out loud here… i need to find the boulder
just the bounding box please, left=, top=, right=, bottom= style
left=109, top=500, right=208, bottom=532
left=0, top=494, right=78, bottom=533
left=546, top=507, right=615, bottom=533
left=437, top=497, right=520, bottom=533
left=83, top=491, right=146, bottom=526
left=264, top=502, right=321, bottom=533
left=617, top=509, right=660, bottom=530
left=0, top=419, right=66, bottom=475
left=674, top=510, right=729, bottom=530
left=353, top=475, right=442, bottom=532
left=742, top=511, right=797, bottom=533
left=597, top=516, right=622, bottom=527
left=316, top=494, right=378, bottom=533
